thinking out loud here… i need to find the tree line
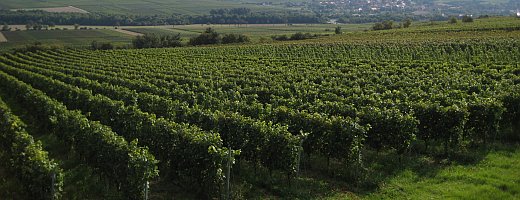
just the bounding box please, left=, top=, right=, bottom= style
left=128, top=28, right=250, bottom=49
left=0, top=9, right=322, bottom=26
left=0, top=8, right=468, bottom=27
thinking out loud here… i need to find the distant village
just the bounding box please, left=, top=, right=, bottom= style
left=313, top=0, right=518, bottom=16
left=251, top=0, right=519, bottom=18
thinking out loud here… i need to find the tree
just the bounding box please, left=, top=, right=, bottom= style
left=271, top=33, right=316, bottom=41
left=189, top=27, right=221, bottom=46
left=334, top=26, right=342, bottom=34
left=133, top=34, right=160, bottom=48
left=25, top=23, right=32, bottom=30
left=382, top=20, right=393, bottom=30
left=372, top=20, right=394, bottom=30
left=403, top=18, right=412, bottom=28
left=462, top=15, right=473, bottom=23
left=290, top=32, right=313, bottom=40
left=271, top=35, right=289, bottom=41
left=449, top=16, right=458, bottom=24
left=1, top=23, right=10, bottom=31
left=160, top=34, right=182, bottom=47
left=91, top=40, right=114, bottom=50
left=372, top=22, right=384, bottom=30
left=132, top=34, right=182, bottom=49
left=221, top=33, right=250, bottom=44
left=32, top=24, right=42, bottom=30
left=74, top=24, right=80, bottom=30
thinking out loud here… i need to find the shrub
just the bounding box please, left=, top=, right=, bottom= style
left=189, top=27, right=221, bottom=46
left=462, top=15, right=474, bottom=23
left=222, top=34, right=250, bottom=44
left=449, top=16, right=458, bottom=24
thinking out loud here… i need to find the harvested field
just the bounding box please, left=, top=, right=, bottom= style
left=112, top=29, right=144, bottom=36
left=11, top=6, right=89, bottom=14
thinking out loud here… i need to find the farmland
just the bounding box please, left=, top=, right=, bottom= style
left=125, top=23, right=372, bottom=40
left=10, top=6, right=89, bottom=14
left=0, top=23, right=372, bottom=51
left=0, top=17, right=519, bottom=199
left=0, top=0, right=297, bottom=15
left=0, top=29, right=133, bottom=51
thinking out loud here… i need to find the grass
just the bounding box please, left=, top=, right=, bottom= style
left=0, top=29, right=133, bottom=51
left=364, top=145, right=520, bottom=200
left=224, top=143, right=520, bottom=200
left=124, top=27, right=199, bottom=38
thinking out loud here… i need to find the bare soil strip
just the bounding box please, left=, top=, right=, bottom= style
left=0, top=32, right=7, bottom=43
left=112, top=29, right=144, bottom=36
left=11, top=6, right=89, bottom=14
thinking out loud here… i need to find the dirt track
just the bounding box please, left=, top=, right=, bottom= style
left=112, top=29, right=144, bottom=36
left=0, top=32, right=7, bottom=42
left=11, top=6, right=89, bottom=14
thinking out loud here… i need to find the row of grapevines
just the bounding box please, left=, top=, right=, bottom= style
left=0, top=70, right=158, bottom=200
left=0, top=54, right=301, bottom=176
left=0, top=61, right=227, bottom=195
left=0, top=96, right=63, bottom=199
left=13, top=51, right=370, bottom=165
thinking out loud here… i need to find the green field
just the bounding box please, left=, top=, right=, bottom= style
left=262, top=144, right=520, bottom=199
left=124, top=27, right=199, bottom=38
left=0, top=0, right=298, bottom=15
left=0, top=23, right=373, bottom=51
left=364, top=146, right=520, bottom=199
left=125, top=23, right=372, bottom=41
left=0, top=29, right=133, bottom=50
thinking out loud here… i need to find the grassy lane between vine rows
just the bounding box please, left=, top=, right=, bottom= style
left=362, top=143, right=520, bottom=200
left=224, top=140, right=520, bottom=199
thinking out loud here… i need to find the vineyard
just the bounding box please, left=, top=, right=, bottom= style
left=0, top=17, right=520, bottom=199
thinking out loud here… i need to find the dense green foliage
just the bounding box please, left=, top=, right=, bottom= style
left=372, top=20, right=394, bottom=30
left=187, top=27, right=250, bottom=46
left=90, top=40, right=114, bottom=50
left=0, top=97, right=63, bottom=199
left=0, top=67, right=158, bottom=199
left=189, top=28, right=222, bottom=46
left=271, top=32, right=319, bottom=41
left=221, top=33, right=250, bottom=44
left=462, top=15, right=474, bottom=23
left=0, top=17, right=519, bottom=199
left=0, top=9, right=321, bottom=26
left=0, top=56, right=229, bottom=195
left=132, top=34, right=182, bottom=49
left=0, top=0, right=298, bottom=16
